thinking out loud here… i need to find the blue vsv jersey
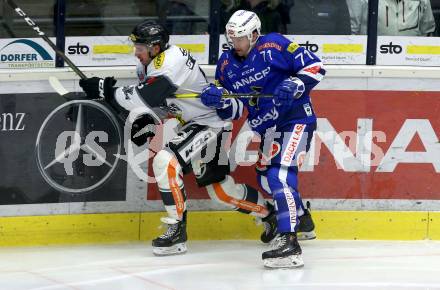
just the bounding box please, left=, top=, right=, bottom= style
left=215, top=33, right=325, bottom=135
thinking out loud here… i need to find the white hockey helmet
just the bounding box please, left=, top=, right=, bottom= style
left=225, top=10, right=261, bottom=49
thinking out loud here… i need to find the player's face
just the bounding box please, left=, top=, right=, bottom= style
left=134, top=44, right=161, bottom=66
left=230, top=36, right=251, bottom=57
left=134, top=44, right=152, bottom=65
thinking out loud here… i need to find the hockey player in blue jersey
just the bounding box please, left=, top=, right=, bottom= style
left=200, top=10, right=325, bottom=268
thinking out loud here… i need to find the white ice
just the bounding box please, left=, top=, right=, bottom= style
left=1, top=240, right=440, bottom=290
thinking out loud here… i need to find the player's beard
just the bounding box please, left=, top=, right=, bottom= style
left=138, top=55, right=152, bottom=66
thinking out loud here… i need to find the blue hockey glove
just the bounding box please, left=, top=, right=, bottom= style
left=200, top=84, right=225, bottom=109
left=273, top=77, right=305, bottom=106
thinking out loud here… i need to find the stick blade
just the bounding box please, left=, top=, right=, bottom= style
left=49, top=76, right=87, bottom=100
left=49, top=76, right=69, bottom=96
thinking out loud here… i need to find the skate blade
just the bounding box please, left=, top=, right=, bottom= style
left=297, top=230, right=316, bottom=240
left=263, top=255, right=304, bottom=269
left=153, top=243, right=187, bottom=256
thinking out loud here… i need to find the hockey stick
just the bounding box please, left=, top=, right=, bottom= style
left=50, top=75, right=271, bottom=101
left=6, top=0, right=88, bottom=80
left=171, top=88, right=272, bottom=99
left=175, top=92, right=272, bottom=99
left=48, top=76, right=68, bottom=95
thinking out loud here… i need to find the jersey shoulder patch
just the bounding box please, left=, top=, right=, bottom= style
left=153, top=52, right=165, bottom=69
left=287, top=42, right=300, bottom=53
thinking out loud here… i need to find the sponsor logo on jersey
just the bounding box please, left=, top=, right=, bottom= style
left=287, top=42, right=300, bottom=53
left=232, top=67, right=270, bottom=90
left=180, top=130, right=216, bottom=162
left=153, top=52, right=165, bottom=69
left=248, top=107, right=279, bottom=128
left=257, top=42, right=282, bottom=51
left=281, top=124, right=306, bottom=166
left=241, top=67, right=255, bottom=76
left=285, top=191, right=297, bottom=230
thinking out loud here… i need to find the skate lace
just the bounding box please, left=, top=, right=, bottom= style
left=159, top=223, right=178, bottom=239
left=270, top=234, right=287, bottom=250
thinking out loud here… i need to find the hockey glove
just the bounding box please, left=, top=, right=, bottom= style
left=79, top=77, right=116, bottom=100
left=200, top=84, right=225, bottom=109
left=273, top=77, right=305, bottom=106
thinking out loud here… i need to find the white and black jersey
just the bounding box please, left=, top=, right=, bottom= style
left=112, top=45, right=225, bottom=128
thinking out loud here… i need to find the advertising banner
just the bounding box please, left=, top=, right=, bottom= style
left=0, top=38, right=55, bottom=69
left=65, top=36, right=135, bottom=66
left=377, top=36, right=440, bottom=66
left=219, top=35, right=367, bottom=65
left=65, top=35, right=210, bottom=66
left=146, top=90, right=440, bottom=202
left=1, top=89, right=439, bottom=210
left=0, top=93, right=126, bottom=205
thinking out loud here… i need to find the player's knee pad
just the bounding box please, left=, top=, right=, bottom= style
left=153, top=149, right=183, bottom=191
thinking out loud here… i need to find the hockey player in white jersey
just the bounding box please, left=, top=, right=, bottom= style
left=79, top=20, right=278, bottom=256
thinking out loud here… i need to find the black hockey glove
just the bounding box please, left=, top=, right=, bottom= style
left=79, top=77, right=116, bottom=100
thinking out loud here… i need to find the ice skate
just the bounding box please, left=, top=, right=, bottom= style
left=262, top=232, right=304, bottom=268
left=152, top=214, right=187, bottom=256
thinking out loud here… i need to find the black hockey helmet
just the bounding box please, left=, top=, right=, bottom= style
left=130, top=20, right=169, bottom=51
